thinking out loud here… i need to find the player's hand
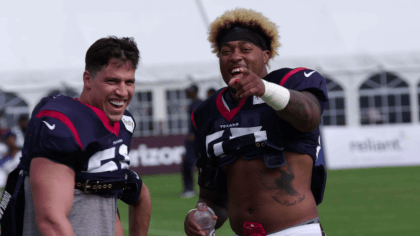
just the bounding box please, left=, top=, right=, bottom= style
left=184, top=209, right=218, bottom=236
left=228, top=67, right=265, bottom=98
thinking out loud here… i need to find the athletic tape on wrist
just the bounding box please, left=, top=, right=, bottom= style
left=261, top=79, right=290, bottom=110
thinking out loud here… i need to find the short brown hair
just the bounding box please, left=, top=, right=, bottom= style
left=208, top=8, right=280, bottom=60
left=85, top=36, right=140, bottom=77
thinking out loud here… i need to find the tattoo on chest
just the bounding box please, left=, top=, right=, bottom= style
left=258, top=164, right=305, bottom=206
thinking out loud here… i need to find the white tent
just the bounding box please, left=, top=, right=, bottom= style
left=2, top=0, right=420, bottom=72
left=1, top=51, right=420, bottom=126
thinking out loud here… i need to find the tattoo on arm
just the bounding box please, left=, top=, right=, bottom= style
left=276, top=90, right=321, bottom=132
left=282, top=91, right=310, bottom=119
left=258, top=164, right=305, bottom=206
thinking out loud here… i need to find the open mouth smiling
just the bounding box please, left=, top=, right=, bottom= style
left=109, top=100, right=124, bottom=108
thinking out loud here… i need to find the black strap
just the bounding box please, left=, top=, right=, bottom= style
left=0, top=168, right=26, bottom=236
left=74, top=180, right=137, bottom=194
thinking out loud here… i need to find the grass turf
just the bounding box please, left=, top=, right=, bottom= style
left=118, top=166, right=420, bottom=235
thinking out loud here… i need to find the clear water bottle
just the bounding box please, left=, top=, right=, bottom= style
left=194, top=202, right=216, bottom=236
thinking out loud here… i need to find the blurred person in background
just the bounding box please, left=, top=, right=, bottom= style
left=1, top=36, right=151, bottom=236
left=0, top=111, right=7, bottom=156
left=0, top=110, right=6, bottom=129
left=0, top=141, right=6, bottom=158
left=11, top=114, right=29, bottom=149
left=181, top=84, right=203, bottom=198
left=0, top=129, right=21, bottom=189
left=367, top=108, right=384, bottom=124
left=207, top=87, right=216, bottom=98
left=0, top=129, right=21, bottom=171
left=184, top=8, right=328, bottom=236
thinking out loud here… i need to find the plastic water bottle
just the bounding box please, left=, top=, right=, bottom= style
left=194, top=202, right=216, bottom=236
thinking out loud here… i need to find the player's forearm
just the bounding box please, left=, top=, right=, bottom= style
left=36, top=216, right=74, bottom=236
left=30, top=158, right=75, bottom=236
left=276, top=90, right=321, bottom=132
left=129, top=183, right=151, bottom=236
left=115, top=214, right=125, bottom=236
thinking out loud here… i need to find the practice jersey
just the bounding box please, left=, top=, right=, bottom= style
left=18, top=95, right=136, bottom=197
left=193, top=68, right=328, bottom=191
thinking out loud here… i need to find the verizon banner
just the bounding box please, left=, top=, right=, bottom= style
left=322, top=125, right=420, bottom=170
left=129, top=135, right=187, bottom=175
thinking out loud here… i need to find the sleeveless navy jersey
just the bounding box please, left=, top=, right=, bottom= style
left=193, top=68, right=328, bottom=197
left=18, top=95, right=136, bottom=196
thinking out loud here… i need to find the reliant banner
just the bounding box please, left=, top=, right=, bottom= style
left=322, top=125, right=420, bottom=169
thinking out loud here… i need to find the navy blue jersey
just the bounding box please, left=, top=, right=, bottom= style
left=188, top=99, right=203, bottom=134
left=193, top=68, right=328, bottom=166
left=18, top=95, right=136, bottom=195
left=193, top=68, right=328, bottom=201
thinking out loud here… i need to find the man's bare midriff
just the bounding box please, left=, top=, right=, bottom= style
left=221, top=150, right=318, bottom=235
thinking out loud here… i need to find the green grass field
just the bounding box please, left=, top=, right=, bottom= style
left=118, top=165, right=420, bottom=236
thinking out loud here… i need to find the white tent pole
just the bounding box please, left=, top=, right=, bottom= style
left=195, top=0, right=209, bottom=29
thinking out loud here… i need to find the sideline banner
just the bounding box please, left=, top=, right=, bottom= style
left=322, top=125, right=420, bottom=170
left=129, top=135, right=186, bottom=175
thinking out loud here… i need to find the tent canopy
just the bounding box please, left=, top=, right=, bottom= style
left=2, top=51, right=420, bottom=112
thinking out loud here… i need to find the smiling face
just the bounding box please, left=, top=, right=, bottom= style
left=219, top=41, right=270, bottom=87
left=82, top=58, right=135, bottom=123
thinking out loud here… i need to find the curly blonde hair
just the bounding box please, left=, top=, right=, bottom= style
left=209, top=8, right=280, bottom=59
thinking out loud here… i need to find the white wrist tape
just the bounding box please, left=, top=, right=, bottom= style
left=261, top=80, right=290, bottom=110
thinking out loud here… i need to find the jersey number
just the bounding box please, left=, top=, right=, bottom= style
left=205, top=126, right=267, bottom=157
left=87, top=144, right=130, bottom=173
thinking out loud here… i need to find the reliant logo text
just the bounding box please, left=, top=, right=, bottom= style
left=349, top=138, right=403, bottom=152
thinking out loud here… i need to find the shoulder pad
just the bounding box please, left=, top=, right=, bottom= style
left=281, top=68, right=326, bottom=90
left=31, top=95, right=61, bottom=117
left=32, top=95, right=79, bottom=117
left=263, top=68, right=295, bottom=84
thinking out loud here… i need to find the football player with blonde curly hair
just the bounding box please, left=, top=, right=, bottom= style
left=184, top=8, right=328, bottom=236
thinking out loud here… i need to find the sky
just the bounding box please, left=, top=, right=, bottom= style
left=1, top=0, right=420, bottom=72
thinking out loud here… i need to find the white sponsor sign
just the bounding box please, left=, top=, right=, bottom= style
left=129, top=144, right=185, bottom=167
left=322, top=125, right=420, bottom=169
